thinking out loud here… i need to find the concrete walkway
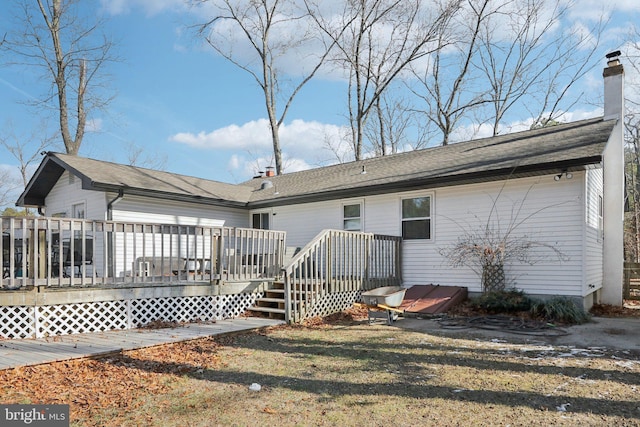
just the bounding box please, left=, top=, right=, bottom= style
left=0, top=317, right=284, bottom=371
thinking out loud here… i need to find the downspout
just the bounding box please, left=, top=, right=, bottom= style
left=107, top=189, right=124, bottom=221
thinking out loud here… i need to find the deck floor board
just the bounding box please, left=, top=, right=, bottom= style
left=0, top=318, right=284, bottom=371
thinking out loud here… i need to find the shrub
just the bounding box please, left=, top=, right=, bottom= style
left=530, top=297, right=590, bottom=324
left=471, top=289, right=533, bottom=313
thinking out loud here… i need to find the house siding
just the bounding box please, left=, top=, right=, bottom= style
left=258, top=174, right=587, bottom=296
left=109, top=195, right=248, bottom=228
left=584, top=168, right=604, bottom=294
left=45, top=171, right=107, bottom=219
left=398, top=177, right=584, bottom=295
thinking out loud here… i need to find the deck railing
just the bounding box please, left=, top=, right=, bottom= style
left=282, top=229, right=402, bottom=323
left=1, top=216, right=286, bottom=289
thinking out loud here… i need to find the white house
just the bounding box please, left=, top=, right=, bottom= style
left=16, top=55, right=626, bottom=310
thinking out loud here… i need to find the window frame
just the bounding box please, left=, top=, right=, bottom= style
left=251, top=210, right=271, bottom=230
left=342, top=201, right=363, bottom=232
left=400, top=194, right=433, bottom=240
left=71, top=201, right=86, bottom=219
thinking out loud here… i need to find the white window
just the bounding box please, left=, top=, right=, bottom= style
left=343, top=203, right=362, bottom=231
left=252, top=212, right=270, bottom=230
left=71, top=202, right=85, bottom=219
left=401, top=196, right=431, bottom=240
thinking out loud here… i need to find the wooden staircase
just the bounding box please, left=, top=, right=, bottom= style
left=249, top=281, right=288, bottom=320
left=248, top=247, right=302, bottom=321
left=248, top=281, right=314, bottom=321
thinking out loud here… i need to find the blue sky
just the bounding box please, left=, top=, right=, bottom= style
left=1, top=0, right=640, bottom=209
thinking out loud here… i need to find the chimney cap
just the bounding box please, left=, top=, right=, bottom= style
left=606, top=50, right=621, bottom=59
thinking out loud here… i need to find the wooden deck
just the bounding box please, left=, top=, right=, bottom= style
left=0, top=317, right=283, bottom=371
left=2, top=217, right=403, bottom=337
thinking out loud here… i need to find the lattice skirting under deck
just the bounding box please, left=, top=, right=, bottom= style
left=304, top=290, right=361, bottom=320
left=0, top=293, right=262, bottom=339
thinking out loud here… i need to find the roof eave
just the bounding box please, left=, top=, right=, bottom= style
left=93, top=183, right=250, bottom=209
left=247, top=157, right=602, bottom=208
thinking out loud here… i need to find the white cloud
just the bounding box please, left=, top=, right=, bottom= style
left=100, top=0, right=186, bottom=16
left=170, top=119, right=272, bottom=150
left=86, top=118, right=103, bottom=133
left=170, top=118, right=348, bottom=162
left=173, top=118, right=348, bottom=177
left=226, top=152, right=313, bottom=179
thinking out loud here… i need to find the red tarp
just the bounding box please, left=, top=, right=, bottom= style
left=399, top=285, right=468, bottom=314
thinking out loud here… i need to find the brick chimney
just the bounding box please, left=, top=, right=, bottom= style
left=265, top=166, right=275, bottom=177
left=602, top=51, right=624, bottom=306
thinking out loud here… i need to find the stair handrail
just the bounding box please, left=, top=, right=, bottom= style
left=283, top=229, right=400, bottom=323
left=282, top=229, right=330, bottom=322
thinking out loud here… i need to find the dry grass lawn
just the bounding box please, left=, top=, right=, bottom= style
left=1, top=308, right=639, bottom=426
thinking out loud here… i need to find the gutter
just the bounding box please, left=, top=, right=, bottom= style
left=248, top=157, right=603, bottom=209
left=93, top=184, right=250, bottom=209
left=107, top=189, right=124, bottom=221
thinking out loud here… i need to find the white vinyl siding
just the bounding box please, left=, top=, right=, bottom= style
left=110, top=195, right=248, bottom=228
left=403, top=176, right=585, bottom=295
left=45, top=171, right=107, bottom=219
left=264, top=175, right=586, bottom=297
left=584, top=168, right=604, bottom=293
left=43, top=170, right=592, bottom=298
left=265, top=200, right=342, bottom=247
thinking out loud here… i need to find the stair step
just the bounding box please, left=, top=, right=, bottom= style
left=249, top=306, right=286, bottom=314
left=255, top=297, right=285, bottom=304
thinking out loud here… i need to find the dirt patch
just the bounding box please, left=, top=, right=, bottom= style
left=591, top=302, right=640, bottom=317
left=1, top=316, right=638, bottom=426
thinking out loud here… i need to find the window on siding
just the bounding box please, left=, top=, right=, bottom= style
left=402, top=196, right=431, bottom=239
left=71, top=202, right=85, bottom=219
left=252, top=212, right=270, bottom=230
left=343, top=203, right=362, bottom=231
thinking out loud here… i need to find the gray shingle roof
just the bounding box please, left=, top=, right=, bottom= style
left=18, top=153, right=253, bottom=207
left=18, top=117, right=615, bottom=209
left=244, top=117, right=615, bottom=206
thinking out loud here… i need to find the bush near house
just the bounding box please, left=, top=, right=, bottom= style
left=468, top=289, right=591, bottom=325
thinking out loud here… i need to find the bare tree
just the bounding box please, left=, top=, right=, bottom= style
left=409, top=0, right=604, bottom=145
left=307, top=0, right=460, bottom=160
left=126, top=143, right=168, bottom=170
left=409, top=0, right=497, bottom=145
left=1, top=125, right=53, bottom=187
left=1, top=0, right=116, bottom=155
left=476, top=0, right=605, bottom=135
left=623, top=27, right=640, bottom=262
left=0, top=168, right=19, bottom=209
left=363, top=90, right=430, bottom=155
left=0, top=120, right=55, bottom=213
left=196, top=0, right=335, bottom=175
left=625, top=114, right=640, bottom=262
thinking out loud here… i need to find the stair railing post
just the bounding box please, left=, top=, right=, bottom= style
left=283, top=269, right=292, bottom=323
